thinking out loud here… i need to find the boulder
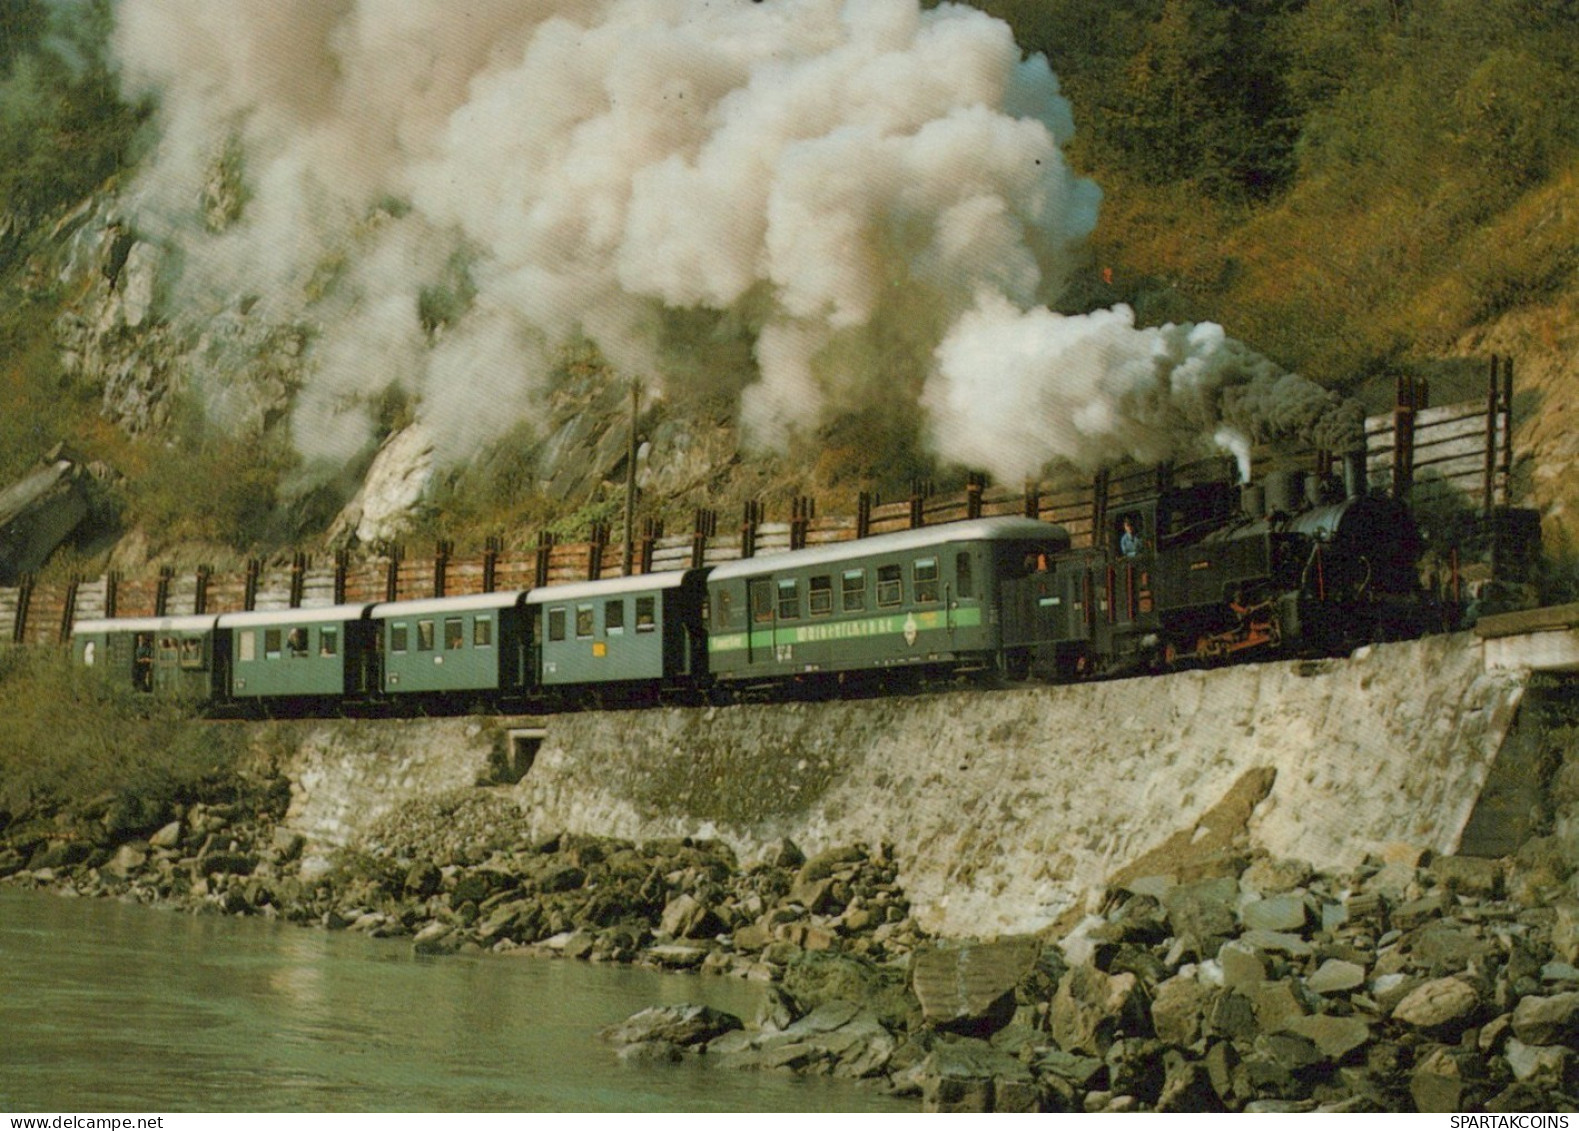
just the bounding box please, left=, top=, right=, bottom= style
left=1392, top=977, right=1482, bottom=1036
left=918, top=1039, right=1035, bottom=1114
left=1281, top=1014, right=1372, bottom=1062
left=0, top=459, right=88, bottom=585
left=103, top=842, right=149, bottom=879
left=1409, top=1045, right=1486, bottom=1112
left=599, top=1004, right=742, bottom=1049
left=659, top=892, right=722, bottom=939
left=1151, top=974, right=1214, bottom=1046
left=1509, top=992, right=1579, bottom=1046
left=1504, top=1038, right=1571, bottom=1087
left=1306, top=959, right=1366, bottom=995
left=1051, top=964, right=1145, bottom=1057
left=910, top=936, right=1040, bottom=1035
left=1241, top=894, right=1309, bottom=933
left=1163, top=878, right=1240, bottom=957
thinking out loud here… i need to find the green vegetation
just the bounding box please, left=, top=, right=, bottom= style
left=121, top=405, right=296, bottom=552
left=2, top=0, right=1578, bottom=556
left=988, top=0, right=1579, bottom=387
left=0, top=645, right=246, bottom=828
left=0, top=0, right=144, bottom=236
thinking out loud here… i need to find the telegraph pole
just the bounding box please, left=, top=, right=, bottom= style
left=622, top=379, right=641, bottom=576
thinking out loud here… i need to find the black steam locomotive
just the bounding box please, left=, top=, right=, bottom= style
left=998, top=459, right=1432, bottom=681
left=72, top=460, right=1444, bottom=714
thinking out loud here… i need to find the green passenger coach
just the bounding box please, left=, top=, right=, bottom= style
left=705, top=517, right=1071, bottom=684
left=220, top=604, right=378, bottom=703
left=527, top=570, right=709, bottom=696
left=72, top=614, right=224, bottom=699
left=372, top=591, right=531, bottom=700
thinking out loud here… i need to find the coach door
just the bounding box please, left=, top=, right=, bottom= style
left=748, top=579, right=774, bottom=664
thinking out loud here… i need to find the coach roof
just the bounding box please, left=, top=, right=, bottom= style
left=707, top=517, right=1069, bottom=581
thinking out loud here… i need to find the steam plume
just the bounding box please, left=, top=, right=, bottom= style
left=111, top=0, right=1353, bottom=490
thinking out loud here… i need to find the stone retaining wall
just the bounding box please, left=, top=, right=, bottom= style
left=277, top=632, right=1527, bottom=939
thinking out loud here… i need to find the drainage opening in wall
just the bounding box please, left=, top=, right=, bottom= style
left=495, top=727, right=545, bottom=784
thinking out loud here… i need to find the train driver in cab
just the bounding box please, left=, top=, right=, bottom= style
left=1120, top=515, right=1144, bottom=558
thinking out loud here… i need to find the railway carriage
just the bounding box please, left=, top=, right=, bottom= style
left=526, top=569, right=709, bottom=702
left=219, top=604, right=379, bottom=707
left=705, top=517, right=1071, bottom=686
left=370, top=591, right=532, bottom=702
left=72, top=614, right=224, bottom=699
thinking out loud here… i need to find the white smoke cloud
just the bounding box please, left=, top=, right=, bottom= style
left=929, top=295, right=1361, bottom=482
left=111, top=0, right=1349, bottom=491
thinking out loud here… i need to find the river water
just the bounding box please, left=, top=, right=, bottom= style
left=0, top=889, right=912, bottom=1113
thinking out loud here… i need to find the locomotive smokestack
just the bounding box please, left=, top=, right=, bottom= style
left=1343, top=449, right=1369, bottom=500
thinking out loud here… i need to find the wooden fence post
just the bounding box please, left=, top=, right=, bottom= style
left=384, top=546, right=402, bottom=603
left=908, top=479, right=929, bottom=528
left=289, top=552, right=307, bottom=608
left=588, top=523, right=608, bottom=581
left=690, top=508, right=715, bottom=569
left=12, top=573, right=33, bottom=644
left=790, top=496, right=813, bottom=550
left=639, top=517, right=661, bottom=574
left=333, top=550, right=349, bottom=604
left=58, top=575, right=80, bottom=643
left=741, top=501, right=762, bottom=559
left=433, top=539, right=452, bottom=598
left=154, top=565, right=173, bottom=616
left=483, top=536, right=500, bottom=593
left=535, top=532, right=554, bottom=588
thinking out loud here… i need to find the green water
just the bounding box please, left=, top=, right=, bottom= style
left=0, top=890, right=912, bottom=1113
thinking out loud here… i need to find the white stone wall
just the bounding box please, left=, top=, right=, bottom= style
left=276, top=632, right=1526, bottom=938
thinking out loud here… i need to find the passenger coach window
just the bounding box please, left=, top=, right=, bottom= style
left=715, top=590, right=733, bottom=628
left=877, top=565, right=903, bottom=607
left=391, top=624, right=408, bottom=653
left=576, top=605, right=594, bottom=638
left=180, top=638, right=205, bottom=669
left=417, top=620, right=435, bottom=651
left=474, top=616, right=493, bottom=647
left=842, top=569, right=866, bottom=612
left=320, top=627, right=338, bottom=656
left=239, top=631, right=256, bottom=663
left=445, top=617, right=464, bottom=650
left=809, top=576, right=832, bottom=616
left=264, top=628, right=282, bottom=659
left=636, top=596, right=656, bottom=632
left=548, top=608, right=566, bottom=642
left=605, top=600, right=625, bottom=633
left=751, top=582, right=774, bottom=623
left=956, top=552, right=974, bottom=599
left=914, top=557, right=939, bottom=603
left=287, top=628, right=308, bottom=658
left=777, top=579, right=800, bottom=620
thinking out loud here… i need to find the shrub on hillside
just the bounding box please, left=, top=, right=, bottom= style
left=0, top=646, right=245, bottom=830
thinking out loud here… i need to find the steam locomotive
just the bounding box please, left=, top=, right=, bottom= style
left=71, top=460, right=1441, bottom=714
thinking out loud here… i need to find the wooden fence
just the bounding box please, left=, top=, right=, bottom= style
left=0, top=357, right=1519, bottom=648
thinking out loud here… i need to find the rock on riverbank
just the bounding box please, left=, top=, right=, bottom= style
left=5, top=777, right=1579, bottom=1111
left=602, top=844, right=1579, bottom=1112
